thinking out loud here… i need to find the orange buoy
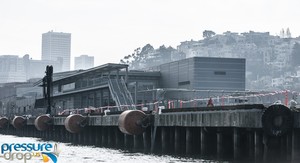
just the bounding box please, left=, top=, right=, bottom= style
left=34, top=114, right=52, bottom=131
left=0, top=117, right=9, bottom=128
left=118, top=110, right=146, bottom=135
left=64, top=114, right=86, bottom=133
left=12, top=116, right=26, bottom=129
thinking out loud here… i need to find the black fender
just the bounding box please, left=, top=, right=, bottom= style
left=262, top=104, right=293, bottom=137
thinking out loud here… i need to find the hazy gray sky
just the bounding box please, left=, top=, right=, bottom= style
left=1, top=0, right=300, bottom=69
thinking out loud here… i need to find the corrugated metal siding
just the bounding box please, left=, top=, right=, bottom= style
left=192, top=57, right=245, bottom=91
left=158, top=57, right=245, bottom=91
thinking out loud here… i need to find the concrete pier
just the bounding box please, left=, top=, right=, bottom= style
left=1, top=106, right=300, bottom=162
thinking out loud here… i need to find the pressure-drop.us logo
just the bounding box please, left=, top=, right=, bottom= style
left=0, top=142, right=60, bottom=163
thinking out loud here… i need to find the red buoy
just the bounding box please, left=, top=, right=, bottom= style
left=0, top=117, right=9, bottom=128
left=64, top=114, right=86, bottom=133
left=12, top=116, right=26, bottom=129
left=34, top=114, right=51, bottom=131
left=118, top=110, right=146, bottom=135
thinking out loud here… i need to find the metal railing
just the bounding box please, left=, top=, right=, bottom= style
left=108, top=78, right=135, bottom=111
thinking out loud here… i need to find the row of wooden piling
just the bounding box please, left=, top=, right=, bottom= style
left=2, top=123, right=300, bottom=162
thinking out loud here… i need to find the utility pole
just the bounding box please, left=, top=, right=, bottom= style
left=43, top=65, right=53, bottom=115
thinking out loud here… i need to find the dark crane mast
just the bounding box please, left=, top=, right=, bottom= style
left=43, top=65, right=53, bottom=115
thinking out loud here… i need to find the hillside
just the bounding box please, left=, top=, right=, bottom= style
left=120, top=30, right=300, bottom=91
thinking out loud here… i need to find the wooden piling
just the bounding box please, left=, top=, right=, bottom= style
left=254, top=131, right=263, bottom=161
left=233, top=128, right=241, bottom=159
left=161, top=127, right=169, bottom=153
left=186, top=127, right=193, bottom=155
left=217, top=131, right=224, bottom=158
left=175, top=127, right=181, bottom=154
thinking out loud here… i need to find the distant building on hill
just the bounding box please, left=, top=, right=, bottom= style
left=74, top=55, right=94, bottom=70
left=0, top=54, right=62, bottom=83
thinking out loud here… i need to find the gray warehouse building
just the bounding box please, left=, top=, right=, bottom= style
left=149, top=57, right=245, bottom=90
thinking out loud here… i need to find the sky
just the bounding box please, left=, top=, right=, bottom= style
left=1, top=0, right=300, bottom=69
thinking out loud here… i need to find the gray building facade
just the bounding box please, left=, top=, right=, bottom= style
left=151, top=57, right=245, bottom=91
left=0, top=54, right=62, bottom=83
left=42, top=31, right=71, bottom=71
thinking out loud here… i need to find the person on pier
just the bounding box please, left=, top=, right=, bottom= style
left=207, top=97, right=214, bottom=107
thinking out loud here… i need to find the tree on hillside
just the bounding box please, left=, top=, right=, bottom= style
left=225, top=35, right=236, bottom=45
left=140, top=44, right=154, bottom=55
left=120, top=59, right=126, bottom=64
left=203, top=30, right=216, bottom=39
left=286, top=28, right=291, bottom=38
left=291, top=43, right=300, bottom=68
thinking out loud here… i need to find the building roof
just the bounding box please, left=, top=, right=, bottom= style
left=53, top=63, right=128, bottom=83
left=34, top=63, right=128, bottom=86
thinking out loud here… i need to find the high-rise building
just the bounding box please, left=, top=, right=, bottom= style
left=42, top=30, right=71, bottom=71
left=74, top=55, right=94, bottom=70
left=0, top=55, right=26, bottom=83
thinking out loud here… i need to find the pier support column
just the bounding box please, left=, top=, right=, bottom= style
left=134, top=134, right=143, bottom=151
left=217, top=130, right=224, bottom=158
left=292, top=130, right=300, bottom=162
left=95, top=127, right=101, bottom=146
left=247, top=130, right=254, bottom=159
left=89, top=127, right=95, bottom=145
left=186, top=127, right=193, bottom=155
left=102, top=127, right=108, bottom=147
left=49, top=127, right=53, bottom=140
left=45, top=128, right=50, bottom=140
left=54, top=127, right=58, bottom=141
left=233, top=128, right=242, bottom=159
left=55, top=127, right=59, bottom=141
left=115, top=127, right=123, bottom=149
left=286, top=133, right=292, bottom=161
left=124, top=134, right=133, bottom=149
left=83, top=128, right=88, bottom=145
left=60, top=126, right=66, bottom=142
left=201, top=127, right=208, bottom=156
left=161, top=127, right=169, bottom=153
left=108, top=127, right=115, bottom=148
left=77, top=131, right=82, bottom=144
left=73, top=133, right=78, bottom=144
left=254, top=131, right=263, bottom=161
left=143, top=128, right=151, bottom=152
left=281, top=135, right=287, bottom=159
left=175, top=127, right=181, bottom=154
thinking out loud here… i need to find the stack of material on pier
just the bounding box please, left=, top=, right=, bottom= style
left=118, top=110, right=146, bottom=135
left=64, top=114, right=87, bottom=133
left=0, top=117, right=9, bottom=128
left=12, top=116, right=26, bottom=129
left=34, top=114, right=52, bottom=131
left=262, top=104, right=293, bottom=137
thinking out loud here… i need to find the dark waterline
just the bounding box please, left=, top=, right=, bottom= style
left=0, top=134, right=228, bottom=163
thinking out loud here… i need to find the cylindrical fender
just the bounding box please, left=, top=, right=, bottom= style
left=64, top=114, right=87, bottom=133
left=0, top=117, right=9, bottom=128
left=262, top=104, right=293, bottom=137
left=34, top=114, right=52, bottom=131
left=12, top=116, right=26, bottom=129
left=118, top=110, right=146, bottom=135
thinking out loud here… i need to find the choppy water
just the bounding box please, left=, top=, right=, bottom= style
left=0, top=135, right=224, bottom=163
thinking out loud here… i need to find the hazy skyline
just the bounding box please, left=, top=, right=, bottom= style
left=1, top=0, right=300, bottom=69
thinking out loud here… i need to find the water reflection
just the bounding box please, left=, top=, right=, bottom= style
left=0, top=135, right=225, bottom=163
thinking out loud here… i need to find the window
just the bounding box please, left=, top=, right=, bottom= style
left=214, top=71, right=226, bottom=75
left=178, top=81, right=190, bottom=86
